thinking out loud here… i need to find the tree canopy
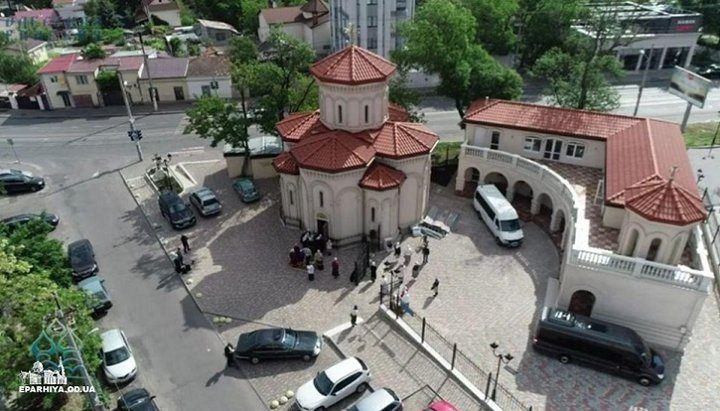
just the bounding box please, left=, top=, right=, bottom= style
left=516, top=0, right=582, bottom=69
left=461, top=0, right=518, bottom=55
left=0, top=53, right=39, bottom=85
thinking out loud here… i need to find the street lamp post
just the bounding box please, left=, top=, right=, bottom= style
left=136, top=30, right=158, bottom=112
left=113, top=70, right=144, bottom=162
left=633, top=45, right=655, bottom=117
left=489, top=342, right=514, bottom=402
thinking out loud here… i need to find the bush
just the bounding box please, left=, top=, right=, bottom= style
left=180, top=9, right=195, bottom=26
left=102, top=28, right=126, bottom=45
left=82, top=42, right=107, bottom=59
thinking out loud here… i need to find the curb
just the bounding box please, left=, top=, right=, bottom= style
left=0, top=109, right=187, bottom=119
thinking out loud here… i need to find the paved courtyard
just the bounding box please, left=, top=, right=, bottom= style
left=122, top=153, right=720, bottom=411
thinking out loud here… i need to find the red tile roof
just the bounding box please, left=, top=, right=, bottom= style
left=371, top=122, right=439, bottom=159
left=14, top=9, right=59, bottom=26
left=310, top=45, right=396, bottom=86
left=272, top=152, right=300, bottom=175
left=388, top=103, right=410, bottom=122
left=301, top=0, right=329, bottom=14
left=260, top=5, right=328, bottom=28
left=275, top=111, right=329, bottom=143
left=37, top=53, right=78, bottom=74
left=67, top=56, right=145, bottom=73
left=624, top=175, right=706, bottom=225
left=464, top=98, right=705, bottom=225
left=359, top=162, right=406, bottom=191
left=290, top=131, right=375, bottom=172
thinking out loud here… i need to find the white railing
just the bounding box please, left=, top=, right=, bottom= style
left=460, top=144, right=713, bottom=293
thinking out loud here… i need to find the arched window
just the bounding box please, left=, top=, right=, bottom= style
left=371, top=207, right=376, bottom=222
left=338, top=105, right=343, bottom=123
left=289, top=189, right=294, bottom=205
left=364, top=105, right=369, bottom=123
left=647, top=238, right=662, bottom=261
left=319, top=191, right=324, bottom=207
left=624, top=228, right=639, bottom=256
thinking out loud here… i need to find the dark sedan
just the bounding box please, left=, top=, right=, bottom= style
left=698, top=64, right=720, bottom=80
left=0, top=169, right=45, bottom=194
left=118, top=388, right=159, bottom=411
left=1, top=213, right=59, bottom=231
left=68, top=239, right=99, bottom=281
left=235, top=328, right=322, bottom=364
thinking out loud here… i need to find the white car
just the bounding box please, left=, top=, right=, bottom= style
left=295, top=357, right=371, bottom=411
left=101, top=329, right=137, bottom=384
left=348, top=388, right=402, bottom=411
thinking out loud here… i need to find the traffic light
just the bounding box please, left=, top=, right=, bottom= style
left=128, top=130, right=134, bottom=141
left=136, top=130, right=142, bottom=141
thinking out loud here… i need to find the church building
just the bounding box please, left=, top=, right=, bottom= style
left=272, top=45, right=439, bottom=245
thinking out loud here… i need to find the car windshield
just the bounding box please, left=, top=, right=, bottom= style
left=104, top=347, right=130, bottom=366
left=500, top=219, right=521, bottom=232
left=169, top=203, right=186, bottom=213
left=202, top=198, right=219, bottom=206
left=312, top=371, right=334, bottom=396
left=71, top=250, right=90, bottom=265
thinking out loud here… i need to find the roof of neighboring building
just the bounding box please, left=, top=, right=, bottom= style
left=67, top=56, right=144, bottom=73
left=388, top=103, right=410, bottom=122
left=140, top=57, right=189, bottom=79
left=290, top=131, right=375, bottom=172
left=187, top=50, right=231, bottom=77
left=624, top=174, right=707, bottom=225
left=0, top=83, right=28, bottom=96
left=371, top=122, right=439, bottom=159
left=463, top=98, right=705, bottom=225
left=272, top=152, right=300, bottom=175
left=196, top=19, right=239, bottom=33
left=6, top=39, right=47, bottom=52
left=148, top=1, right=180, bottom=12
left=259, top=5, right=329, bottom=28
left=16, top=82, right=43, bottom=97
left=300, top=0, right=329, bottom=14
left=14, top=9, right=59, bottom=25
left=36, top=52, right=78, bottom=74
left=310, top=45, right=397, bottom=86
left=275, top=111, right=329, bottom=143
left=359, top=162, right=407, bottom=191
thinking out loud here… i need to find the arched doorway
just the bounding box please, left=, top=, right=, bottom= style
left=646, top=238, right=662, bottom=262
left=512, top=180, right=533, bottom=219
left=622, top=228, right=639, bottom=257
left=484, top=172, right=509, bottom=194
left=533, top=192, right=554, bottom=230
left=462, top=167, right=480, bottom=197
left=568, top=290, right=596, bottom=317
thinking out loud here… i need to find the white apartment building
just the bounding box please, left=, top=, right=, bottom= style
left=329, top=0, right=414, bottom=58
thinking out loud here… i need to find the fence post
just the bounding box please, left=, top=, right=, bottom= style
left=421, top=317, right=426, bottom=343
left=485, top=372, right=492, bottom=401
left=451, top=343, right=457, bottom=369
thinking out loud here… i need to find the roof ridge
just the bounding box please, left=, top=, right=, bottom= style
left=642, top=119, right=660, bottom=177
left=495, top=99, right=645, bottom=123
left=355, top=46, right=384, bottom=79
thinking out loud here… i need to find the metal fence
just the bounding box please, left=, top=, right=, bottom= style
left=701, top=190, right=720, bottom=293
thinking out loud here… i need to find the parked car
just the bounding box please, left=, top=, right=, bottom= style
left=189, top=187, right=222, bottom=217
left=158, top=191, right=196, bottom=229
left=697, top=63, right=720, bottom=79
left=117, top=388, right=159, bottom=411
left=232, top=178, right=260, bottom=203
left=78, top=276, right=112, bottom=315
left=295, top=357, right=371, bottom=411
left=68, top=239, right=98, bottom=281
left=1, top=212, right=59, bottom=231
left=348, top=388, right=402, bottom=411
left=0, top=168, right=45, bottom=194
left=424, top=400, right=459, bottom=411
left=101, top=329, right=137, bottom=384
left=234, top=328, right=321, bottom=364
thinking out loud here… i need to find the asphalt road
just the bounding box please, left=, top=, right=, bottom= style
left=0, top=115, right=266, bottom=410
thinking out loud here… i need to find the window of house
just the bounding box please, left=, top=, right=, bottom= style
left=75, top=75, right=88, bottom=85
left=371, top=207, right=376, bottom=222
left=368, top=16, right=377, bottom=27
left=215, top=32, right=226, bottom=42
left=289, top=190, right=294, bottom=205
left=368, top=0, right=377, bottom=4
left=490, top=131, right=500, bottom=150
left=337, top=105, right=343, bottom=123
left=201, top=85, right=211, bottom=96
left=524, top=137, right=542, bottom=152
left=565, top=142, right=585, bottom=158
left=50, top=76, right=58, bottom=83
left=319, top=191, right=324, bottom=207
left=364, top=105, right=369, bottom=123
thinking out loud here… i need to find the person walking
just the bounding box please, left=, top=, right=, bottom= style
left=307, top=263, right=315, bottom=281
left=422, top=245, right=430, bottom=264
left=380, top=274, right=388, bottom=296
left=176, top=248, right=184, bottom=265
left=224, top=343, right=236, bottom=368
left=404, top=246, right=413, bottom=266
left=331, top=258, right=340, bottom=279
left=430, top=278, right=439, bottom=297
left=369, top=260, right=377, bottom=282
left=400, top=290, right=415, bottom=316
left=393, top=242, right=401, bottom=258
left=422, top=235, right=429, bottom=248
left=325, top=238, right=333, bottom=256
left=314, top=249, right=324, bottom=270
left=302, top=246, right=312, bottom=266
left=181, top=234, right=190, bottom=253
left=350, top=305, right=358, bottom=327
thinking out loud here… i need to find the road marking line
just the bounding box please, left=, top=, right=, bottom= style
left=180, top=146, right=204, bottom=151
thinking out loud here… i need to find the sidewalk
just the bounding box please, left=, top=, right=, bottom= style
left=0, top=101, right=192, bottom=119
left=327, top=310, right=492, bottom=411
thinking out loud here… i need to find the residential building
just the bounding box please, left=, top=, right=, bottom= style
left=138, top=57, right=189, bottom=102
left=186, top=48, right=232, bottom=99
left=258, top=0, right=331, bottom=56
left=52, top=0, right=89, bottom=30
left=136, top=0, right=182, bottom=27
left=456, top=98, right=713, bottom=350
left=5, top=39, right=49, bottom=64
left=14, top=8, right=63, bottom=38
left=195, top=19, right=238, bottom=48
left=574, top=1, right=703, bottom=72
left=0, top=16, right=19, bottom=42
left=328, top=0, right=414, bottom=58
left=272, top=45, right=438, bottom=245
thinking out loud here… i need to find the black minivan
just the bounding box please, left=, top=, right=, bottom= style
left=532, top=306, right=665, bottom=386
left=158, top=191, right=196, bottom=229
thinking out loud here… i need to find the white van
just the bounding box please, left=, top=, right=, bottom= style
left=473, top=184, right=523, bottom=247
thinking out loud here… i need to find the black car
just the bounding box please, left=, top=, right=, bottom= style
left=118, top=388, right=159, bottom=411
left=698, top=64, right=720, bottom=80
left=235, top=328, right=322, bottom=364
left=1, top=213, right=59, bottom=232
left=0, top=169, right=45, bottom=194
left=68, top=239, right=98, bottom=281
left=158, top=191, right=196, bottom=229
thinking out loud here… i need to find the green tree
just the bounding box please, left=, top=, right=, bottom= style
left=388, top=67, right=424, bottom=123
left=82, top=42, right=107, bottom=59
left=395, top=0, right=522, bottom=117
left=679, top=0, right=720, bottom=46
left=516, top=0, right=582, bottom=69
left=461, top=0, right=518, bottom=55
left=76, top=21, right=103, bottom=46
left=0, top=53, right=39, bottom=85
left=17, top=19, right=52, bottom=41
left=83, top=0, right=121, bottom=28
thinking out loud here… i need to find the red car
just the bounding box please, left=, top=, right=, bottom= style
left=425, top=400, right=459, bottom=411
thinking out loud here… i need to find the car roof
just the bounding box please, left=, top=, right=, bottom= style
left=354, top=388, right=398, bottom=410
left=101, top=329, right=126, bottom=351
left=252, top=328, right=286, bottom=344
left=427, top=400, right=459, bottom=411
left=325, top=357, right=362, bottom=382
left=69, top=239, right=91, bottom=251
left=78, top=276, right=103, bottom=291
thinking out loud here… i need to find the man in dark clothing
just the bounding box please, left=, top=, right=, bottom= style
left=370, top=261, right=377, bottom=282
left=422, top=246, right=430, bottom=263
left=393, top=242, right=401, bottom=258
left=176, top=248, right=184, bottom=265
left=350, top=305, right=358, bottom=327
left=430, top=278, right=440, bottom=297
left=332, top=258, right=340, bottom=279
left=224, top=343, right=236, bottom=368
left=181, top=234, right=190, bottom=253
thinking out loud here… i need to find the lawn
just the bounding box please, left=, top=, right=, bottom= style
left=684, top=122, right=720, bottom=147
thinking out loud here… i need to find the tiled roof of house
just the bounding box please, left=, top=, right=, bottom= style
left=197, top=19, right=239, bottom=33
left=67, top=56, right=144, bottom=73
left=259, top=5, right=329, bottom=27
left=624, top=175, right=707, bottom=225
left=290, top=131, right=375, bottom=172
left=272, top=152, right=300, bottom=175
left=371, top=122, right=439, bottom=159
left=301, top=0, right=329, bottom=14
left=359, top=162, right=406, bottom=191
left=187, top=51, right=230, bottom=77
left=37, top=53, right=78, bottom=74
left=140, top=57, right=189, bottom=79
left=14, top=9, right=59, bottom=25
left=310, top=45, right=396, bottom=86
left=275, top=111, right=329, bottom=143
left=388, top=103, right=410, bottom=122
left=463, top=98, right=704, bottom=225
left=148, top=1, right=180, bottom=11
left=6, top=39, right=47, bottom=52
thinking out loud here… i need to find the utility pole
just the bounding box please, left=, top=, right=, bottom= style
left=137, top=30, right=158, bottom=112
left=117, top=71, right=144, bottom=161
left=633, top=44, right=654, bottom=117
left=52, top=292, right=104, bottom=411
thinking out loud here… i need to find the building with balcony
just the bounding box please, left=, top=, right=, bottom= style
left=456, top=98, right=714, bottom=350
left=329, top=0, right=414, bottom=59
left=258, top=0, right=331, bottom=57
left=272, top=45, right=438, bottom=245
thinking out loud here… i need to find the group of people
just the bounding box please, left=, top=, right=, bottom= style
left=288, top=230, right=340, bottom=281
